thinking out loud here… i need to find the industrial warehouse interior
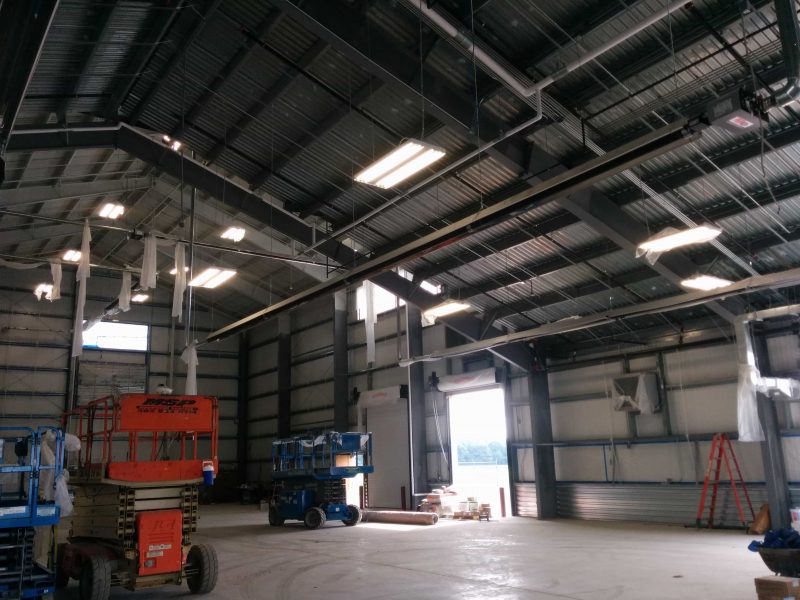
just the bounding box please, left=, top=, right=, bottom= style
left=5, top=0, right=800, bottom=599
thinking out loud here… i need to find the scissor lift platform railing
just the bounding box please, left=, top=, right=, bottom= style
left=58, top=394, right=219, bottom=599
left=0, top=426, right=63, bottom=600
left=271, top=432, right=375, bottom=481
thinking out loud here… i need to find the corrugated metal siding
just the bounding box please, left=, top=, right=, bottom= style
left=555, top=482, right=794, bottom=527
left=514, top=482, right=538, bottom=518
left=515, top=482, right=800, bottom=527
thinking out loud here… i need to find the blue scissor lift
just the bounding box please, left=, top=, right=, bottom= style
left=268, top=432, right=373, bottom=529
left=0, top=427, right=63, bottom=599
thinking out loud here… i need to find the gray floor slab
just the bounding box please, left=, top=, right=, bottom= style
left=56, top=503, right=770, bottom=599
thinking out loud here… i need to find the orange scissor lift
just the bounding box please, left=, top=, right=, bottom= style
left=57, top=394, right=219, bottom=600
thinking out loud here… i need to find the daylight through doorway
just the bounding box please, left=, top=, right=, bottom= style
left=448, top=387, right=510, bottom=518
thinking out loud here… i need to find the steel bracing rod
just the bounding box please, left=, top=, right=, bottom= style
left=206, top=119, right=699, bottom=342
left=0, top=209, right=325, bottom=268
left=400, top=266, right=800, bottom=366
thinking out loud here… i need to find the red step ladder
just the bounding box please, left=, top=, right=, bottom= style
left=695, top=433, right=755, bottom=528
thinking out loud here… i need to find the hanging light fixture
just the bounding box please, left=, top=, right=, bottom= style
left=681, top=274, right=733, bottom=291
left=423, top=300, right=471, bottom=319
left=162, top=135, right=182, bottom=152
left=638, top=225, right=722, bottom=253
left=34, top=283, right=53, bottom=301
left=131, top=293, right=149, bottom=303
left=220, top=226, right=245, bottom=243
left=188, top=268, right=236, bottom=289
left=169, top=266, right=190, bottom=275
left=62, top=249, right=82, bottom=262
left=355, top=140, right=445, bottom=189
left=99, top=203, right=125, bottom=219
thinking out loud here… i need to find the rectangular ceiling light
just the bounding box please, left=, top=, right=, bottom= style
left=680, top=274, right=733, bottom=291
left=169, top=266, right=190, bottom=275
left=355, top=140, right=445, bottom=189
left=99, top=203, right=125, bottom=219
left=221, top=226, right=245, bottom=243
left=62, top=249, right=82, bottom=262
left=423, top=301, right=470, bottom=319
left=131, top=293, right=149, bottom=303
left=188, top=268, right=236, bottom=289
left=638, top=225, right=722, bottom=253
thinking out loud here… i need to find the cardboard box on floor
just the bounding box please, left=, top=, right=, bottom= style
left=755, top=575, right=800, bottom=599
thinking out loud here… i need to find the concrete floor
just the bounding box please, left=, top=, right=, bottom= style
left=57, top=503, right=769, bottom=600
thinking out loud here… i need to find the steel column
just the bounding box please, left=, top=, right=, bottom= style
left=406, top=304, right=428, bottom=498
left=277, top=314, right=292, bottom=438
left=237, top=331, right=250, bottom=484
left=528, top=351, right=557, bottom=519
left=757, top=392, right=791, bottom=528
left=333, top=290, right=349, bottom=432
left=752, top=322, right=792, bottom=528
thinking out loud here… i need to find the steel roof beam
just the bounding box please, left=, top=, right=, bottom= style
left=559, top=190, right=742, bottom=322
left=126, top=0, right=224, bottom=125
left=0, top=0, right=59, bottom=153
left=4, top=123, right=534, bottom=369
left=169, top=10, right=286, bottom=143
left=55, top=3, right=115, bottom=124
left=452, top=175, right=800, bottom=305
left=265, top=0, right=531, bottom=176
left=0, top=177, right=152, bottom=208
left=203, top=39, right=328, bottom=165
left=567, top=0, right=773, bottom=109
left=103, top=0, right=184, bottom=120
left=255, top=79, right=381, bottom=203
left=414, top=118, right=800, bottom=282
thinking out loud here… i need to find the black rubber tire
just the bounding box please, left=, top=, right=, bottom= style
left=78, top=555, right=111, bottom=600
left=303, top=507, right=326, bottom=529
left=55, top=543, right=69, bottom=589
left=186, top=544, right=219, bottom=594
left=342, top=504, right=361, bottom=526
left=268, top=505, right=284, bottom=527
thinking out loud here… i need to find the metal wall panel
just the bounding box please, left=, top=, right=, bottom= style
left=513, top=483, right=538, bottom=518
left=555, top=482, right=798, bottom=527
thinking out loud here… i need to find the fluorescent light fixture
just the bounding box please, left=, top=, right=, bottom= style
left=220, top=226, right=245, bottom=243
left=423, top=301, right=470, bottom=319
left=131, top=293, right=149, bottom=303
left=169, top=266, right=190, bottom=275
left=680, top=274, right=733, bottom=291
left=162, top=135, right=182, bottom=152
left=34, top=283, right=53, bottom=301
left=355, top=140, right=445, bottom=189
left=188, top=268, right=236, bottom=289
left=99, top=202, right=125, bottom=219
left=638, top=225, right=721, bottom=253
left=62, top=249, right=81, bottom=262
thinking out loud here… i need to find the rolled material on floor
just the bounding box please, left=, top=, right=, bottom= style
left=362, top=510, right=439, bottom=525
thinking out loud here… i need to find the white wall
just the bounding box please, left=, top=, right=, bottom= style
left=538, top=342, right=796, bottom=485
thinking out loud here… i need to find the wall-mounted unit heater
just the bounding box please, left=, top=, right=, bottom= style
left=611, top=372, right=660, bottom=414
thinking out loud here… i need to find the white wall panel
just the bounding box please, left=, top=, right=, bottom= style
left=549, top=362, right=623, bottom=398
left=668, top=383, right=737, bottom=435
left=551, top=398, right=628, bottom=441
left=663, top=344, right=736, bottom=384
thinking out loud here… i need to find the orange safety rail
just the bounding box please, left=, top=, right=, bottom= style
left=65, top=394, right=218, bottom=483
